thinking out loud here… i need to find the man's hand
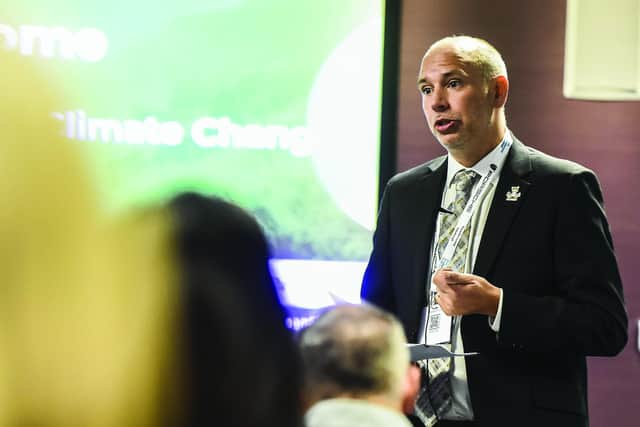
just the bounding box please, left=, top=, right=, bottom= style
left=432, top=269, right=500, bottom=316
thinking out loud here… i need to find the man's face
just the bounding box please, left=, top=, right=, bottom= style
left=417, top=46, right=496, bottom=154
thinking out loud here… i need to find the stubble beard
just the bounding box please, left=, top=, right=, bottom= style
left=433, top=128, right=468, bottom=154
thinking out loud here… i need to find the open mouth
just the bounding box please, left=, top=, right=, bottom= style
left=434, top=118, right=458, bottom=133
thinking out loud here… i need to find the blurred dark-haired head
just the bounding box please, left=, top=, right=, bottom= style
left=169, top=192, right=302, bottom=427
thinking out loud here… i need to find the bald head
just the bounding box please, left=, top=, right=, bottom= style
left=425, top=35, right=507, bottom=86
left=417, top=35, right=510, bottom=166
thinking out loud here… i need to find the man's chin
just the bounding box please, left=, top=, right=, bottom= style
left=435, top=133, right=463, bottom=151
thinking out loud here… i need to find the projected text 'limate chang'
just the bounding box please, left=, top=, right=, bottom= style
left=51, top=111, right=312, bottom=157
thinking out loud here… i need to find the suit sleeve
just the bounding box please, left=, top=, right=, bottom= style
left=360, top=181, right=396, bottom=313
left=499, top=170, right=628, bottom=356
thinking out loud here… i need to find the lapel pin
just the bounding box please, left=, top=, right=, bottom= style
left=505, top=186, right=521, bottom=202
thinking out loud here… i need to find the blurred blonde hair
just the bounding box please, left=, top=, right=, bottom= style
left=0, top=51, right=178, bottom=426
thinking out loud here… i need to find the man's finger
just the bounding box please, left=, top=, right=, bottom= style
left=444, top=270, right=475, bottom=284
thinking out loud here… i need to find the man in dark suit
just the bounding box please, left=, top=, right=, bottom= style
left=360, top=35, right=627, bottom=427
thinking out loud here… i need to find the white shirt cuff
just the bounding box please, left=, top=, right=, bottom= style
left=488, top=288, right=504, bottom=332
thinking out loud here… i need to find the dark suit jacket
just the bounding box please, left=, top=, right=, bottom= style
left=361, top=139, right=628, bottom=427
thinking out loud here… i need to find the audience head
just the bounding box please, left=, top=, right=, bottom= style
left=298, top=303, right=420, bottom=413
left=169, top=191, right=303, bottom=427
left=169, top=192, right=283, bottom=316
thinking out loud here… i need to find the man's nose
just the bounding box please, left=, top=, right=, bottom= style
left=430, top=88, right=449, bottom=112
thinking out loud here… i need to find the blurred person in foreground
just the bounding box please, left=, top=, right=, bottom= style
left=169, top=192, right=303, bottom=427
left=361, top=35, right=627, bottom=427
left=298, top=303, right=421, bottom=427
left=0, top=51, right=179, bottom=425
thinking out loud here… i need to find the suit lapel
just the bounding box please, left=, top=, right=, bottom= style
left=408, top=156, right=448, bottom=257
left=404, top=157, right=447, bottom=330
left=473, top=139, right=532, bottom=278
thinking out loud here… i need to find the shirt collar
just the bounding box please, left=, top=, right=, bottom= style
left=445, top=129, right=513, bottom=189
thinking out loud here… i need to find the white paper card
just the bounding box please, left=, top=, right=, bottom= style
left=425, top=289, right=452, bottom=345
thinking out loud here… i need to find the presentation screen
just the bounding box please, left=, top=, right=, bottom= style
left=3, top=0, right=385, bottom=329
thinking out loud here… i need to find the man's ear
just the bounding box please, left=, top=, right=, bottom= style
left=493, top=75, right=509, bottom=108
left=401, top=364, right=421, bottom=415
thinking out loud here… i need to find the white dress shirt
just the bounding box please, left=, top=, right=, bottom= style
left=418, top=130, right=512, bottom=420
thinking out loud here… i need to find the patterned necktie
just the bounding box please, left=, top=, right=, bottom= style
left=436, top=169, right=478, bottom=270
left=415, top=169, right=478, bottom=427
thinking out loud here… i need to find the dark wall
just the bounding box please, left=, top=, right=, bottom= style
left=394, top=1, right=640, bottom=425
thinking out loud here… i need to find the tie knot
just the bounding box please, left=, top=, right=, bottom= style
left=452, top=169, right=478, bottom=193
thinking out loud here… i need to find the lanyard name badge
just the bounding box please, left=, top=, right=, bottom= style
left=425, top=138, right=512, bottom=345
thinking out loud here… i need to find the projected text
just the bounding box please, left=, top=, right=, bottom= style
left=0, top=23, right=108, bottom=62
left=52, top=110, right=312, bottom=157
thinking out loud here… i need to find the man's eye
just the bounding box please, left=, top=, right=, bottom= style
left=447, top=79, right=460, bottom=88
left=421, top=86, right=432, bottom=95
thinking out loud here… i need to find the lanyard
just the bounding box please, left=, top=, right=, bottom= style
left=424, top=138, right=512, bottom=345
left=434, top=137, right=512, bottom=271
